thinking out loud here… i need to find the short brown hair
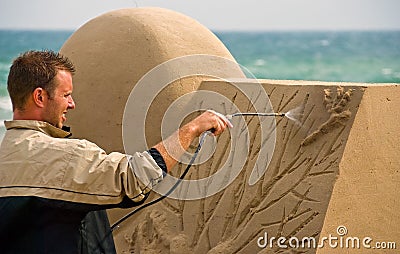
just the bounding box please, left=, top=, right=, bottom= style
left=7, top=50, right=75, bottom=110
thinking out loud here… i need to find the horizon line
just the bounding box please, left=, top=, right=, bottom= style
left=0, top=28, right=400, bottom=33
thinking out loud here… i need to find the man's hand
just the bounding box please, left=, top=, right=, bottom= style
left=153, top=111, right=232, bottom=172
left=188, top=110, right=233, bottom=136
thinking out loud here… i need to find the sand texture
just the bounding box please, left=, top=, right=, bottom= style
left=317, top=85, right=400, bottom=254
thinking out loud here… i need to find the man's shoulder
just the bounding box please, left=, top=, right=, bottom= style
left=4, top=120, right=71, bottom=138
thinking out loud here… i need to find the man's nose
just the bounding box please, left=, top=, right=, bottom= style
left=68, top=95, right=75, bottom=109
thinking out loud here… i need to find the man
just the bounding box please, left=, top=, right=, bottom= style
left=0, top=50, right=228, bottom=253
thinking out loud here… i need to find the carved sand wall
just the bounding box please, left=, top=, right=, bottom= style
left=109, top=80, right=366, bottom=254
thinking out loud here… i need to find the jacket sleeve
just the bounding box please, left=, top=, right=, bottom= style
left=59, top=139, right=165, bottom=205
left=0, top=128, right=167, bottom=207
left=122, top=151, right=164, bottom=201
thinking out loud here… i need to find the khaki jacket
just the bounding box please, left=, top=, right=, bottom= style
left=0, top=120, right=163, bottom=205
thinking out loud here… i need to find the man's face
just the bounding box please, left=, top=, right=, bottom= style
left=43, top=70, right=75, bottom=128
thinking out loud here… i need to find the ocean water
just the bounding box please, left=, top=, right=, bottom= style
left=1, top=30, right=400, bottom=140
left=216, top=31, right=400, bottom=82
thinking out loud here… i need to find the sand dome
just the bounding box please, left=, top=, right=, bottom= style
left=60, top=7, right=244, bottom=152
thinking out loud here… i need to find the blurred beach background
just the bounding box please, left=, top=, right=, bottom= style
left=1, top=0, right=400, bottom=141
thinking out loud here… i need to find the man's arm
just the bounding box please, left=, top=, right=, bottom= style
left=153, top=111, right=229, bottom=172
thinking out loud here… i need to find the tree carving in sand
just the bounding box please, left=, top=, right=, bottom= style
left=122, top=85, right=360, bottom=254
left=302, top=86, right=353, bottom=146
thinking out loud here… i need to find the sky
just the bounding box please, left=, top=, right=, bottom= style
left=0, top=0, right=399, bottom=31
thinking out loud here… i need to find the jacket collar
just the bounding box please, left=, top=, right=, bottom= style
left=4, top=120, right=72, bottom=138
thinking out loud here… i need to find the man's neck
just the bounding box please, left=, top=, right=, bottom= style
left=13, top=108, right=43, bottom=122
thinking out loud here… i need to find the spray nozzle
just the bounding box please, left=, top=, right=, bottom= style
left=226, top=112, right=285, bottom=120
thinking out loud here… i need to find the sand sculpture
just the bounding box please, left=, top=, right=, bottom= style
left=60, top=7, right=399, bottom=254
left=60, top=7, right=244, bottom=152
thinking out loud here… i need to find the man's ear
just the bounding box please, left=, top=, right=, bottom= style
left=32, top=87, right=46, bottom=108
